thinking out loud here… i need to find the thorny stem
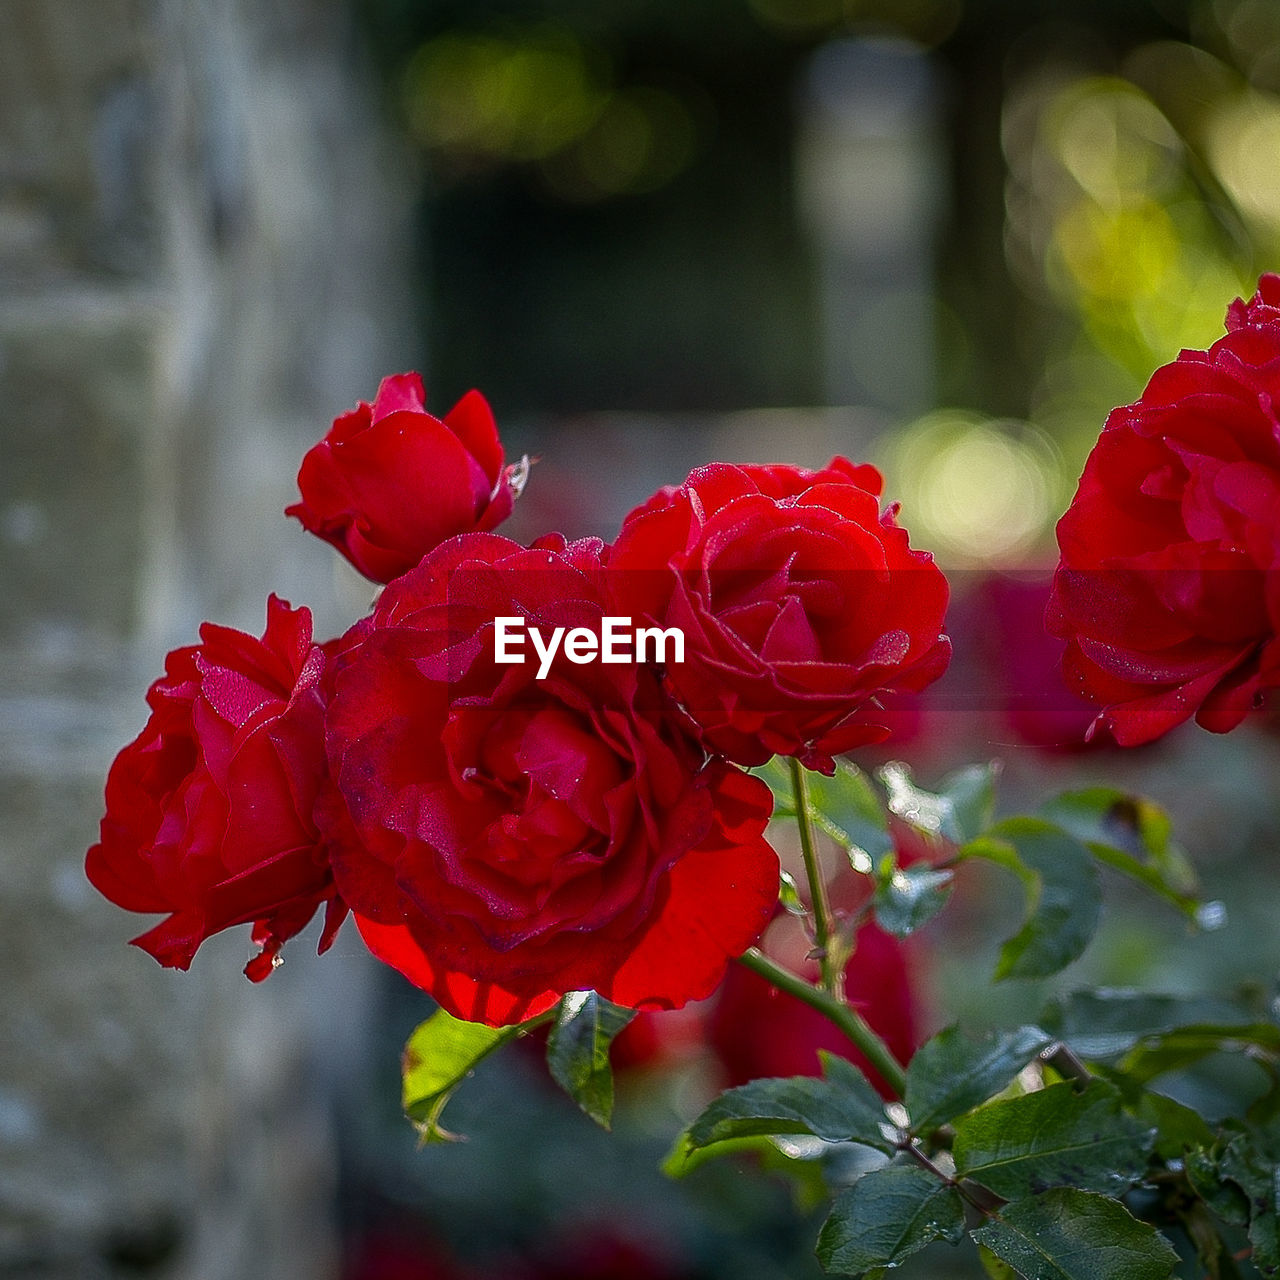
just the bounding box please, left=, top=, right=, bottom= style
left=790, top=757, right=844, bottom=1001
left=737, top=947, right=908, bottom=1099
left=902, top=1143, right=1006, bottom=1219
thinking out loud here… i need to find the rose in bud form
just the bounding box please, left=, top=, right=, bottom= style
left=85, top=596, right=348, bottom=980
left=288, top=372, right=516, bottom=583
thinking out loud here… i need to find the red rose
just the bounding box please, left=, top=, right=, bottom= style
left=287, top=372, right=515, bottom=583
left=1049, top=275, right=1280, bottom=745
left=323, top=532, right=779, bottom=1026
left=606, top=459, right=950, bottom=773
left=85, top=596, right=348, bottom=980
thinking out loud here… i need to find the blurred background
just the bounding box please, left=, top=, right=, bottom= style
left=5, top=0, right=1280, bottom=1276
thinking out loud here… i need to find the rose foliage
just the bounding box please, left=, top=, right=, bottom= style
left=85, top=287, right=1280, bottom=1280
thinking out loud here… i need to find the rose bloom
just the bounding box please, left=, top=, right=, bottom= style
left=288, top=372, right=515, bottom=583
left=323, top=531, right=779, bottom=1026
left=606, top=459, right=950, bottom=773
left=1049, top=275, right=1280, bottom=745
left=85, top=596, right=348, bottom=980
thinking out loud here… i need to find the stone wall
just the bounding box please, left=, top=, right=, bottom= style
left=0, top=1, right=414, bottom=1274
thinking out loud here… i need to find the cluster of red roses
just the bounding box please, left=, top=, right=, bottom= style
left=86, top=373, right=950, bottom=1026
left=87, top=272, right=1280, bottom=1030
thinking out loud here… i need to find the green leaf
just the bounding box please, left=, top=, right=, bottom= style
left=905, top=1025, right=1054, bottom=1135
left=1220, top=1135, right=1280, bottom=1275
left=1038, top=788, right=1200, bottom=918
left=805, top=761, right=894, bottom=862
left=545, top=991, right=635, bottom=1130
left=963, top=819, right=1102, bottom=980
left=779, top=869, right=808, bottom=917
left=878, top=761, right=999, bottom=847
left=402, top=1008, right=523, bottom=1140
left=1120, top=1023, right=1280, bottom=1086
left=953, top=1081, right=1154, bottom=1199
left=754, top=757, right=795, bottom=812
left=873, top=861, right=954, bottom=938
left=673, top=1054, right=896, bottom=1168
left=1187, top=1146, right=1251, bottom=1227
left=816, top=1162, right=965, bottom=1274
left=971, top=1188, right=1179, bottom=1280
left=1040, top=989, right=1248, bottom=1061
left=1133, top=1090, right=1217, bottom=1162
left=753, top=758, right=890, bottom=866
left=978, top=1246, right=1022, bottom=1279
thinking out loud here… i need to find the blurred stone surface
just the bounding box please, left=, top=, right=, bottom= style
left=0, top=0, right=413, bottom=1275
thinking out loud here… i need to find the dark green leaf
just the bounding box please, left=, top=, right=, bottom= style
left=402, top=1008, right=522, bottom=1140
left=873, top=862, right=954, bottom=938
left=1038, top=788, right=1199, bottom=917
left=905, top=1025, right=1054, bottom=1135
left=971, top=1188, right=1179, bottom=1280
left=674, top=1054, right=895, bottom=1167
left=1221, top=1135, right=1280, bottom=1275
left=1120, top=1023, right=1280, bottom=1086
left=816, top=1162, right=965, bottom=1274
left=963, top=819, right=1102, bottom=980
left=1133, top=1090, right=1217, bottom=1161
left=546, top=991, right=635, bottom=1130
left=1040, top=989, right=1248, bottom=1061
left=1187, top=1147, right=1251, bottom=1227
left=953, top=1081, right=1153, bottom=1199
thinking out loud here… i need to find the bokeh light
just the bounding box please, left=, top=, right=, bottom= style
left=879, top=411, right=1063, bottom=566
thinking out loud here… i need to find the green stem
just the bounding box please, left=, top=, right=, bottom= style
left=789, top=757, right=842, bottom=1000
left=738, top=947, right=908, bottom=1099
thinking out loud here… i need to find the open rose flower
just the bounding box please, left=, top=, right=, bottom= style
left=606, top=459, right=950, bottom=772
left=85, top=596, right=348, bottom=980
left=288, top=372, right=515, bottom=583
left=1049, top=274, right=1280, bottom=745
left=323, top=532, right=779, bottom=1026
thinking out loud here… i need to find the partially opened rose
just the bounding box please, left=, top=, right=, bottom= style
left=288, top=372, right=515, bottom=583
left=323, top=531, right=779, bottom=1026
left=607, top=459, right=950, bottom=773
left=1049, top=274, right=1280, bottom=745
left=85, top=596, right=348, bottom=980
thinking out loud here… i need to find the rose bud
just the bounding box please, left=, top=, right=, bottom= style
left=322, top=531, right=779, bottom=1027
left=1049, top=274, right=1280, bottom=745
left=288, top=372, right=516, bottom=583
left=85, top=596, right=348, bottom=980
left=606, top=459, right=950, bottom=773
